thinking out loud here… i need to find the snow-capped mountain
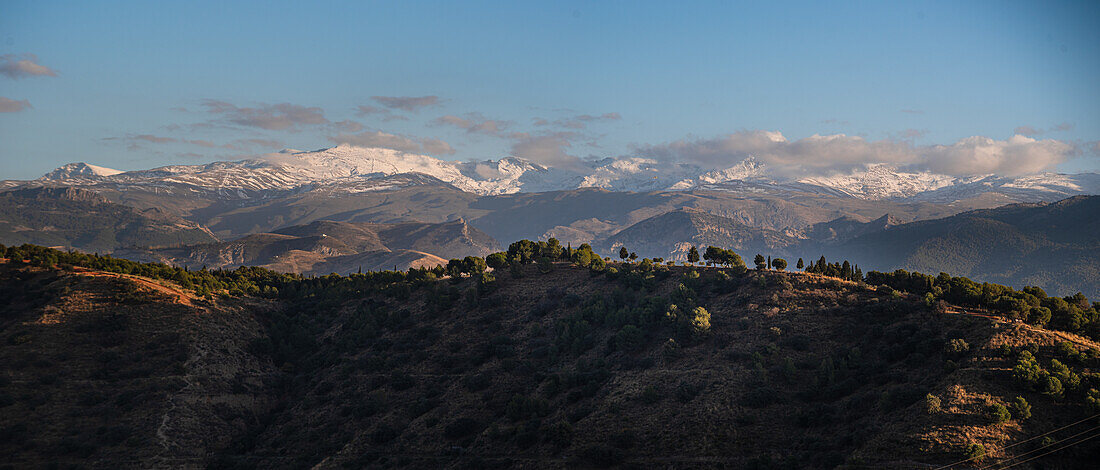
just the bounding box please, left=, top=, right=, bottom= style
left=16, top=144, right=1100, bottom=202
left=797, top=164, right=961, bottom=200
left=41, top=162, right=124, bottom=181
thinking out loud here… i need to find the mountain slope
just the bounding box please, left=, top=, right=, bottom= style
left=3, top=254, right=1098, bottom=468
left=599, top=207, right=801, bottom=261
left=117, top=219, right=499, bottom=275
left=0, top=187, right=219, bottom=252
left=830, top=195, right=1100, bottom=297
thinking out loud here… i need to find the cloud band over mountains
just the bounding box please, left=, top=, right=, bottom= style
left=634, top=131, right=1078, bottom=177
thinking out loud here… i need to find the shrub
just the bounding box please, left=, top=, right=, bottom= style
left=486, top=252, right=508, bottom=270
left=945, top=338, right=970, bottom=357
left=988, top=403, right=1011, bottom=424
left=1087, top=389, right=1100, bottom=413
left=1013, top=351, right=1045, bottom=389
left=690, top=306, right=711, bottom=336
left=963, top=443, right=986, bottom=463
left=924, top=393, right=942, bottom=414
left=1012, top=396, right=1031, bottom=421
left=1042, top=375, right=1064, bottom=399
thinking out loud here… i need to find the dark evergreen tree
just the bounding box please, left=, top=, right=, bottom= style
left=754, top=254, right=766, bottom=270
left=687, top=245, right=700, bottom=265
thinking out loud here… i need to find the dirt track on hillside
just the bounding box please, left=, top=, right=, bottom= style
left=71, top=267, right=195, bottom=306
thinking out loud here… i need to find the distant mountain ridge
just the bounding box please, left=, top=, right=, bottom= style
left=0, top=186, right=218, bottom=252
left=116, top=219, right=500, bottom=275
left=825, top=195, right=1100, bottom=298
left=9, top=144, right=1098, bottom=203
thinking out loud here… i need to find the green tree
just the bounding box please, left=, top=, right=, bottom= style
left=988, top=403, right=1011, bottom=424
left=629, top=252, right=638, bottom=263
left=446, top=259, right=464, bottom=277
left=722, top=249, right=745, bottom=269
left=1011, top=396, right=1031, bottom=421
left=571, top=247, right=593, bottom=267
left=508, top=240, right=538, bottom=264
left=544, top=237, right=564, bottom=260
left=486, top=252, right=508, bottom=270
left=772, top=258, right=787, bottom=271
left=462, top=256, right=486, bottom=275
left=619, top=246, right=629, bottom=261
left=964, top=444, right=985, bottom=463
left=702, top=246, right=719, bottom=265
left=687, top=245, right=700, bottom=265
left=796, top=258, right=804, bottom=270
left=1042, top=375, right=1064, bottom=398
left=754, top=254, right=766, bottom=270
left=1028, top=307, right=1052, bottom=327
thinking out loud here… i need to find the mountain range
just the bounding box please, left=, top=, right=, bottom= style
left=2, top=145, right=1098, bottom=296
left=8, top=144, right=1099, bottom=203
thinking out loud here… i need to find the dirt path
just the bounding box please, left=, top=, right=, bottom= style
left=71, top=267, right=195, bottom=306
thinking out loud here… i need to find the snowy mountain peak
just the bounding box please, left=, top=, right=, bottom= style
left=798, top=165, right=959, bottom=200
left=668, top=157, right=767, bottom=189
left=21, top=146, right=1100, bottom=203
left=40, top=162, right=124, bottom=181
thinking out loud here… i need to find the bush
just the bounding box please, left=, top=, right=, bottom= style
left=964, top=443, right=986, bottom=463
left=924, top=393, right=942, bottom=414
left=988, top=403, right=1011, bottom=424
left=690, top=306, right=711, bottom=336
left=1042, top=375, right=1064, bottom=399
left=1087, top=389, right=1100, bottom=413
left=944, top=338, right=970, bottom=357
left=1012, top=396, right=1031, bottom=421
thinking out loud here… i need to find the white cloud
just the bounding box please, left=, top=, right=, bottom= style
left=923, top=135, right=1074, bottom=176
left=634, top=130, right=1076, bottom=177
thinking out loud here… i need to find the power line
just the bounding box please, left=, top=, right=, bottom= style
left=992, top=431, right=1100, bottom=470
left=930, top=413, right=1100, bottom=470
left=979, top=423, right=1100, bottom=469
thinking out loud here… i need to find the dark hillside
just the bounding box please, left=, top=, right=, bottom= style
left=1, top=247, right=1098, bottom=468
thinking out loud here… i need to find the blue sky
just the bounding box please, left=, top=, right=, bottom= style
left=1, top=0, right=1098, bottom=179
